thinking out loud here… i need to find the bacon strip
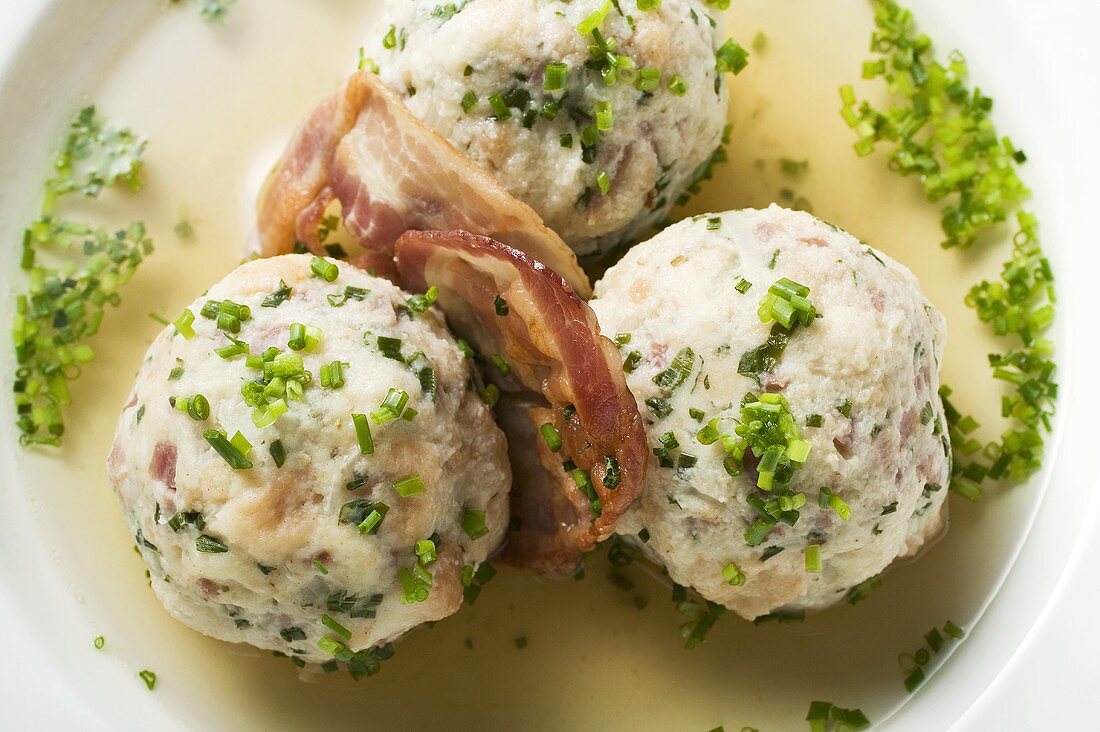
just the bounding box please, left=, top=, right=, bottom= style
left=255, top=71, right=591, bottom=298
left=395, top=230, right=646, bottom=576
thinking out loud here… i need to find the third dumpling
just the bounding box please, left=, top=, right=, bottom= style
left=589, top=206, right=951, bottom=620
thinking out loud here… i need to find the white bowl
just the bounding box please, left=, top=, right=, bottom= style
left=0, top=1, right=1097, bottom=730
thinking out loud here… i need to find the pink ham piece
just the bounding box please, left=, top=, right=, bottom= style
left=149, top=442, right=178, bottom=492
left=395, top=230, right=646, bottom=577
left=255, top=71, right=591, bottom=297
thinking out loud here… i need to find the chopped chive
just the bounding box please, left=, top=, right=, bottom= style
left=310, top=256, right=339, bottom=282
left=603, top=455, right=622, bottom=489
left=577, top=0, right=612, bottom=35
left=381, top=25, right=397, bottom=49
left=780, top=157, right=810, bottom=176
left=173, top=309, right=196, bottom=339
left=846, top=575, right=881, bottom=604
left=715, top=38, right=749, bottom=75
left=269, top=439, right=286, bottom=468
left=168, top=511, right=204, bottom=532
left=635, top=67, right=661, bottom=92
left=328, top=285, right=369, bottom=307
left=261, top=280, right=293, bottom=308
left=317, top=636, right=350, bottom=660
left=479, top=383, right=499, bottom=408
left=596, top=170, right=611, bottom=195
left=229, top=431, right=252, bottom=456
left=491, top=354, right=511, bottom=375
left=321, top=614, right=352, bottom=640
left=203, top=429, right=253, bottom=469
left=646, top=397, right=672, bottom=419
left=806, top=701, right=832, bottom=725
left=668, top=75, right=688, bottom=95
left=188, top=394, right=209, bottom=420
left=377, top=335, right=404, bottom=361
left=461, top=509, right=489, bottom=540
left=352, top=413, right=374, bottom=454
left=544, top=61, right=568, bottom=91
left=744, top=517, right=776, bottom=547
left=493, top=295, right=509, bottom=316
left=320, top=361, right=347, bottom=389
left=288, top=323, right=322, bottom=352
left=580, top=123, right=600, bottom=148
left=760, top=546, right=784, bottom=562
left=138, top=670, right=157, bottom=690
left=488, top=93, right=511, bottom=121
left=943, top=620, right=964, bottom=639
left=461, top=90, right=478, bottom=113
left=414, top=538, right=438, bottom=566
left=623, top=350, right=642, bottom=373
left=393, top=475, right=426, bottom=497
left=358, top=504, right=388, bottom=535
left=195, top=534, right=228, bottom=553
left=540, top=423, right=563, bottom=452
left=455, top=339, right=476, bottom=359
left=653, top=347, right=695, bottom=391
left=595, top=101, right=613, bottom=131
left=804, top=544, right=822, bottom=573
left=722, top=561, right=745, bottom=586
left=404, top=285, right=439, bottom=314
left=214, top=334, right=249, bottom=360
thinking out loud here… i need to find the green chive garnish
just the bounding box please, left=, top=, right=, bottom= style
left=352, top=413, right=374, bottom=454
left=195, top=534, right=228, bottom=553
left=545, top=61, right=567, bottom=91
left=461, top=509, right=489, bottom=540
left=269, top=439, right=286, bottom=468
left=393, top=475, right=426, bottom=497
left=203, top=429, right=253, bottom=469
left=310, top=256, right=339, bottom=282
left=540, top=423, right=563, bottom=452
left=321, top=614, right=351, bottom=640
left=715, top=38, right=750, bottom=75
left=722, top=561, right=745, bottom=586
left=804, top=544, right=822, bottom=573
left=461, top=90, right=478, bottom=114
left=173, top=309, right=196, bottom=339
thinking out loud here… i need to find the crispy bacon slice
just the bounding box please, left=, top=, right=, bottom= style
left=255, top=71, right=591, bottom=297
left=395, top=230, right=646, bottom=577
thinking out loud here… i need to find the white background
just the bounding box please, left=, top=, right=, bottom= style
left=0, top=1, right=1097, bottom=730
